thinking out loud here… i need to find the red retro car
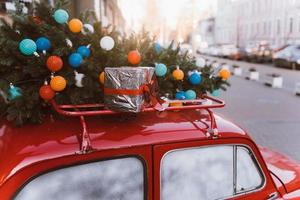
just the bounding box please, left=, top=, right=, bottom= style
left=1, top=96, right=300, bottom=200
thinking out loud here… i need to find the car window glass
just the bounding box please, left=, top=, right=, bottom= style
left=236, top=147, right=264, bottom=193
left=161, top=146, right=234, bottom=200
left=15, top=157, right=144, bottom=200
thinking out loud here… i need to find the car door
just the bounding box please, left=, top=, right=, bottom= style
left=153, top=138, right=279, bottom=200
left=6, top=146, right=152, bottom=200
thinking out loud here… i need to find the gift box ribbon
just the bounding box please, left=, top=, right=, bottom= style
left=104, top=75, right=165, bottom=111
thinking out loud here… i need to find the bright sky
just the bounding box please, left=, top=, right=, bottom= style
left=119, top=0, right=217, bottom=32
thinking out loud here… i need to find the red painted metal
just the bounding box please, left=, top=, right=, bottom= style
left=50, top=95, right=225, bottom=117
left=50, top=95, right=225, bottom=153
left=1, top=96, right=300, bottom=199
left=153, top=138, right=279, bottom=200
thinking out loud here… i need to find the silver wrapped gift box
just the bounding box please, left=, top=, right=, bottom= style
left=104, top=67, right=155, bottom=112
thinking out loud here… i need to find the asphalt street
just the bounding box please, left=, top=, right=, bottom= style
left=202, top=56, right=300, bottom=161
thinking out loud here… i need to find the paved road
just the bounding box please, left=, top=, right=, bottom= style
left=201, top=56, right=300, bottom=161
left=202, top=55, right=300, bottom=92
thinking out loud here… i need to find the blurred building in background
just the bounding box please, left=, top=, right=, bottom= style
left=215, top=0, right=300, bottom=47
left=0, top=0, right=126, bottom=33
left=64, top=0, right=126, bottom=33
left=197, top=17, right=215, bottom=47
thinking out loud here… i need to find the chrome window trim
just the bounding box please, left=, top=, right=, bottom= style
left=160, top=144, right=267, bottom=200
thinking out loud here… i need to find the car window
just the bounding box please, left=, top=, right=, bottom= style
left=161, top=145, right=264, bottom=200
left=161, top=146, right=234, bottom=200
left=14, top=157, right=145, bottom=200
left=237, top=147, right=264, bottom=193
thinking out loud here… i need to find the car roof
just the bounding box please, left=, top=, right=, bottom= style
left=0, top=109, right=249, bottom=185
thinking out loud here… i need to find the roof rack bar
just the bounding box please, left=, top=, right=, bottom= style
left=50, top=95, right=225, bottom=117
left=50, top=95, right=225, bottom=153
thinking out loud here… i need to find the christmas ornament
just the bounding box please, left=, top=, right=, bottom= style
left=170, top=102, right=183, bottom=107
left=211, top=89, right=220, bottom=97
left=81, top=24, right=94, bottom=35
left=68, top=53, right=83, bottom=68
left=154, top=42, right=161, bottom=53
left=68, top=18, right=83, bottom=33
left=155, top=63, right=167, bottom=77
left=65, top=38, right=73, bottom=48
left=189, top=72, right=202, bottom=85
left=100, top=36, right=115, bottom=51
left=47, top=56, right=63, bottom=72
left=8, top=83, right=22, bottom=100
left=99, top=72, right=105, bottom=84
left=74, top=71, right=85, bottom=88
left=196, top=57, right=206, bottom=67
left=54, top=9, right=69, bottom=24
left=33, top=16, right=42, bottom=25
left=127, top=50, right=141, bottom=65
left=219, top=68, right=231, bottom=80
left=172, top=67, right=184, bottom=81
left=39, top=84, right=55, bottom=100
left=77, top=45, right=91, bottom=58
left=19, top=39, right=37, bottom=56
left=50, top=76, right=66, bottom=92
left=36, top=37, right=51, bottom=53
left=185, top=90, right=196, bottom=100
left=175, top=91, right=186, bottom=100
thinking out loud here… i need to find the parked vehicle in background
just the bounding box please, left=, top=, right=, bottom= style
left=250, top=42, right=272, bottom=63
left=244, top=43, right=257, bottom=62
left=221, top=44, right=239, bottom=59
left=273, top=44, right=300, bottom=70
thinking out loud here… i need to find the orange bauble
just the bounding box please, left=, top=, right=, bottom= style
left=46, top=56, right=63, bottom=72
left=68, top=18, right=83, bottom=33
left=99, top=72, right=105, bottom=84
left=170, top=102, right=183, bottom=107
left=50, top=76, right=67, bottom=92
left=219, top=68, right=231, bottom=80
left=127, top=50, right=141, bottom=65
left=39, top=85, right=55, bottom=100
left=172, top=69, right=184, bottom=81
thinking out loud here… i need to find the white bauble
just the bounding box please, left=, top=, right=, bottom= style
left=81, top=24, right=94, bottom=35
left=100, top=36, right=115, bottom=51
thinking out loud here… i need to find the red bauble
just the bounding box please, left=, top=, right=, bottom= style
left=46, top=56, right=63, bottom=72
left=127, top=50, right=141, bottom=65
left=39, top=85, right=55, bottom=100
left=33, top=16, right=42, bottom=25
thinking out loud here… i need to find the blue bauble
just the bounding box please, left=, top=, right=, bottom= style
left=155, top=63, right=167, bottom=77
left=19, top=39, right=37, bottom=56
left=77, top=46, right=91, bottom=58
left=154, top=42, right=161, bottom=53
left=175, top=91, right=186, bottom=100
left=9, top=86, right=22, bottom=100
left=68, top=53, right=83, bottom=68
left=36, top=37, right=51, bottom=52
left=185, top=90, right=196, bottom=100
left=54, top=9, right=69, bottom=24
left=189, top=72, right=202, bottom=85
left=211, top=89, right=220, bottom=97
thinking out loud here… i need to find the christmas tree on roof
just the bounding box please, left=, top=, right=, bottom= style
left=0, top=0, right=230, bottom=126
